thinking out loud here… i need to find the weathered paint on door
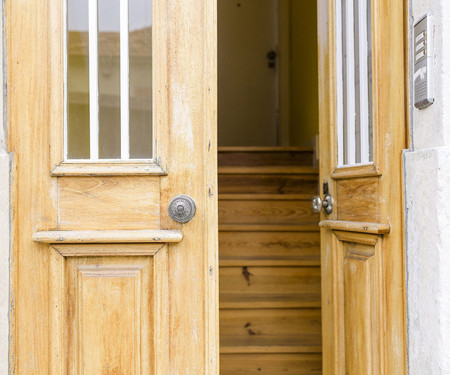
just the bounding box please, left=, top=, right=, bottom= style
left=7, top=0, right=218, bottom=373
left=317, top=0, right=407, bottom=374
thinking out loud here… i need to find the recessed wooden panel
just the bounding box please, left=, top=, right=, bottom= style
left=218, top=198, right=318, bottom=225
left=66, top=257, right=153, bottom=374
left=343, top=242, right=378, bottom=375
left=220, top=309, right=322, bottom=353
left=218, top=174, right=319, bottom=195
left=58, top=176, right=160, bottom=230
left=336, top=177, right=380, bottom=222
left=220, top=353, right=322, bottom=374
left=219, top=231, right=320, bottom=266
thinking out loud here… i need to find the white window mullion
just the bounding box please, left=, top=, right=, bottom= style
left=336, top=0, right=344, bottom=166
left=89, top=0, right=99, bottom=160
left=358, top=0, right=370, bottom=164
left=345, top=0, right=356, bottom=165
left=120, top=0, right=130, bottom=160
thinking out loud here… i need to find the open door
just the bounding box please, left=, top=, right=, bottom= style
left=317, top=0, right=407, bottom=374
left=7, top=0, right=218, bottom=373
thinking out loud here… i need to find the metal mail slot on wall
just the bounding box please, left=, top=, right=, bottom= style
left=414, top=13, right=434, bottom=109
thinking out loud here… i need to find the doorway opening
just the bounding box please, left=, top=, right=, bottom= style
left=217, top=0, right=321, bottom=373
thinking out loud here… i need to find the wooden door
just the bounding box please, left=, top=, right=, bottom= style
left=218, top=0, right=278, bottom=146
left=317, top=0, right=407, bottom=374
left=7, top=0, right=218, bottom=373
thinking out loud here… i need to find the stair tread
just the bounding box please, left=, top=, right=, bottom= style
left=219, top=193, right=312, bottom=200
left=218, top=166, right=318, bottom=175
left=220, top=335, right=322, bottom=354
left=220, top=293, right=321, bottom=309
left=220, top=224, right=319, bottom=232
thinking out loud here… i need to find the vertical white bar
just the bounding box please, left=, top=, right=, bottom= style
left=358, top=0, right=370, bottom=164
left=335, top=0, right=344, bottom=166
left=120, top=0, right=130, bottom=159
left=89, top=0, right=99, bottom=160
left=345, top=0, right=356, bottom=165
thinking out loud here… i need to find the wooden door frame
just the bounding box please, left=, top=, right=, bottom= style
left=318, top=0, right=408, bottom=373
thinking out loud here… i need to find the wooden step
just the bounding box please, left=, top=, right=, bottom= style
left=220, top=293, right=321, bottom=309
left=218, top=147, right=315, bottom=168
left=220, top=353, right=322, bottom=374
left=220, top=309, right=321, bottom=354
left=219, top=231, right=320, bottom=267
left=219, top=197, right=319, bottom=226
left=219, top=173, right=318, bottom=195
left=219, top=224, right=320, bottom=232
left=219, top=267, right=321, bottom=301
left=218, top=166, right=318, bottom=175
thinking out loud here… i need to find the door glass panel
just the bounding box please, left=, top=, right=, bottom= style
left=336, top=0, right=373, bottom=167
left=66, top=0, right=153, bottom=161
left=67, top=0, right=90, bottom=159
left=129, top=0, right=153, bottom=159
left=98, top=0, right=121, bottom=159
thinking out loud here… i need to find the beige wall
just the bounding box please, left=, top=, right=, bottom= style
left=288, top=0, right=319, bottom=147
left=217, top=0, right=319, bottom=147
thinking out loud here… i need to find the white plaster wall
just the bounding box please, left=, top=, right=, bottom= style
left=406, top=0, right=450, bottom=373
left=0, top=0, right=9, bottom=372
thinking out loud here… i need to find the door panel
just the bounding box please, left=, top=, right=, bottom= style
left=317, top=0, right=407, bottom=374
left=7, top=0, right=218, bottom=373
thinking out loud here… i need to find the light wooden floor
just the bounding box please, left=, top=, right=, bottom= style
left=218, top=147, right=322, bottom=374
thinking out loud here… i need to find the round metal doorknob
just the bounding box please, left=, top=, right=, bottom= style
left=322, top=194, right=334, bottom=215
left=311, top=194, right=334, bottom=215
left=311, top=195, right=323, bottom=214
left=168, top=195, right=197, bottom=223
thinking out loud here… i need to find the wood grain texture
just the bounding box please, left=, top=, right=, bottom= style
left=221, top=354, right=322, bottom=375
left=219, top=267, right=321, bottom=299
left=218, top=148, right=314, bottom=167
left=336, top=177, right=380, bottom=222
left=219, top=166, right=318, bottom=175
left=218, top=173, right=319, bottom=195
left=51, top=162, right=167, bottom=176
left=157, top=0, right=219, bottom=373
left=344, top=243, right=379, bottom=375
left=9, top=0, right=219, bottom=373
left=52, top=243, right=164, bottom=257
left=58, top=176, right=160, bottom=230
left=318, top=0, right=407, bottom=373
left=219, top=231, right=320, bottom=267
left=220, top=309, right=322, bottom=354
left=33, top=230, right=183, bottom=244
left=219, top=199, right=319, bottom=226
left=319, top=220, right=390, bottom=235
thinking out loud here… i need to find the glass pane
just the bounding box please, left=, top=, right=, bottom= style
left=67, top=0, right=90, bottom=159
left=66, top=0, right=153, bottom=161
left=98, top=0, right=121, bottom=159
left=336, top=0, right=372, bottom=167
left=129, top=0, right=153, bottom=159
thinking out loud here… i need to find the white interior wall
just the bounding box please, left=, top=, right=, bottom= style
left=0, top=0, right=9, bottom=372
left=405, top=0, right=450, bottom=373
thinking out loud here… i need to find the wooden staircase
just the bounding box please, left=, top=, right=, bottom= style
left=218, top=147, right=322, bottom=374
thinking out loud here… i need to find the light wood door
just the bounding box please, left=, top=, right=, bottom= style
left=7, top=0, right=218, bottom=374
left=317, top=0, right=407, bottom=374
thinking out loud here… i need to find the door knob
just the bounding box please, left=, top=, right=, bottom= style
left=311, top=194, right=334, bottom=215
left=168, top=195, right=197, bottom=223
